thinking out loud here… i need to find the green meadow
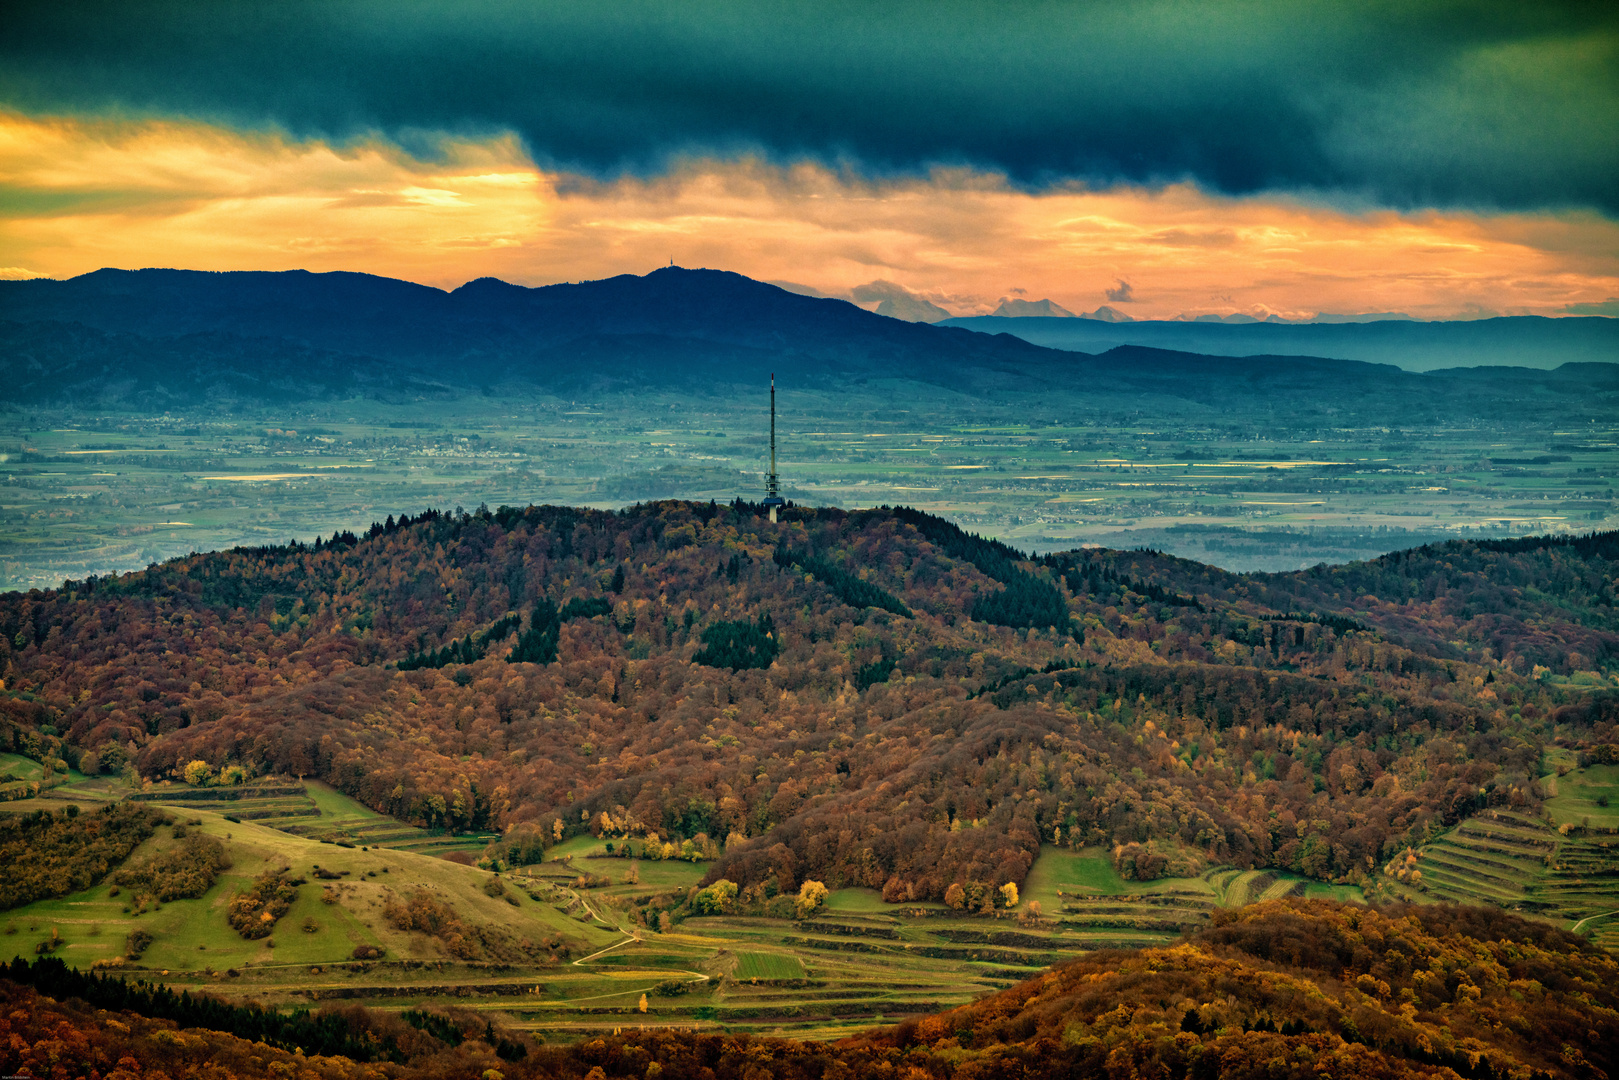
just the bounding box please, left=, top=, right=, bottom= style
left=3, top=773, right=1615, bottom=1041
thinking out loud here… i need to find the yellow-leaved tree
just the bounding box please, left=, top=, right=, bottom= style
left=795, top=880, right=829, bottom=918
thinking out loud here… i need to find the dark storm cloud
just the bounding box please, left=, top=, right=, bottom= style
left=2, top=1, right=1615, bottom=213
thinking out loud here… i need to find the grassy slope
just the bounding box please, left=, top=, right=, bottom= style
left=0, top=812, right=1382, bottom=1042
left=734, top=952, right=807, bottom=980
left=1020, top=845, right=1127, bottom=907
left=1, top=806, right=617, bottom=976
left=0, top=753, right=44, bottom=782
left=5, top=781, right=1611, bottom=1042
left=1547, top=764, right=1619, bottom=830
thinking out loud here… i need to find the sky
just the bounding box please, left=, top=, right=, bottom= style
left=2, top=1, right=1616, bottom=321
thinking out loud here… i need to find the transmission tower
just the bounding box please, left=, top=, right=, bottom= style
left=763, top=372, right=785, bottom=522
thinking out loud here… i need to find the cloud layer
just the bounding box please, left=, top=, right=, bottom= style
left=3, top=114, right=1616, bottom=320
left=2, top=2, right=1615, bottom=213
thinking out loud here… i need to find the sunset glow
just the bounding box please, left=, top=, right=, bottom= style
left=3, top=112, right=1615, bottom=319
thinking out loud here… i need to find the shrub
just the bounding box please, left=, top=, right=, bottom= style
left=351, top=944, right=385, bottom=960
left=691, top=879, right=738, bottom=915
left=384, top=891, right=479, bottom=959
left=113, top=834, right=231, bottom=903
left=125, top=929, right=153, bottom=960
left=482, top=824, right=548, bottom=868
left=227, top=869, right=300, bottom=939
left=795, top=880, right=828, bottom=918
left=1111, top=840, right=1205, bottom=881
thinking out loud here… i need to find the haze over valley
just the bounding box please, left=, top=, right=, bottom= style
left=2, top=267, right=1615, bottom=590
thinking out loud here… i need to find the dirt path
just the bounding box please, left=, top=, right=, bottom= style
left=1571, top=909, right=1618, bottom=933
left=573, top=933, right=640, bottom=966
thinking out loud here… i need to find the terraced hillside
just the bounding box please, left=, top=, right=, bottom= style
left=465, top=845, right=1375, bottom=1040
left=0, top=810, right=1385, bottom=1044
left=103, top=777, right=497, bottom=857
left=3, top=774, right=1610, bottom=1045
left=1408, top=808, right=1619, bottom=949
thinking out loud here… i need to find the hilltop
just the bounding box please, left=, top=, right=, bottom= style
left=1, top=500, right=1617, bottom=1068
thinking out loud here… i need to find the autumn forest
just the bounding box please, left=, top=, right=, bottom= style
left=1, top=502, right=1613, bottom=900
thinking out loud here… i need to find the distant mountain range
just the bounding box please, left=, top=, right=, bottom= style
left=991, top=297, right=1077, bottom=318
left=0, top=267, right=1614, bottom=409
left=988, top=297, right=1134, bottom=321
left=941, top=312, right=1619, bottom=371
left=0, top=267, right=1061, bottom=394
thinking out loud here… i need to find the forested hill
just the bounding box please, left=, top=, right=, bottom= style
left=2, top=502, right=1615, bottom=902
left=1049, top=529, right=1619, bottom=674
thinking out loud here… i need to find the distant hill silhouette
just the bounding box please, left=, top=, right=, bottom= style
left=0, top=267, right=1056, bottom=391
left=0, top=318, right=450, bottom=406
left=1, top=266, right=1614, bottom=406
left=941, top=311, right=1619, bottom=371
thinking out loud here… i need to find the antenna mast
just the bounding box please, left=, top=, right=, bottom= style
left=763, top=372, right=785, bottom=522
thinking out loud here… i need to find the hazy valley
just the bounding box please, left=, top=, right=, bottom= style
left=2, top=268, right=1615, bottom=591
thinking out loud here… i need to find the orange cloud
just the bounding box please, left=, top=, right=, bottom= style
left=2, top=111, right=1616, bottom=320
